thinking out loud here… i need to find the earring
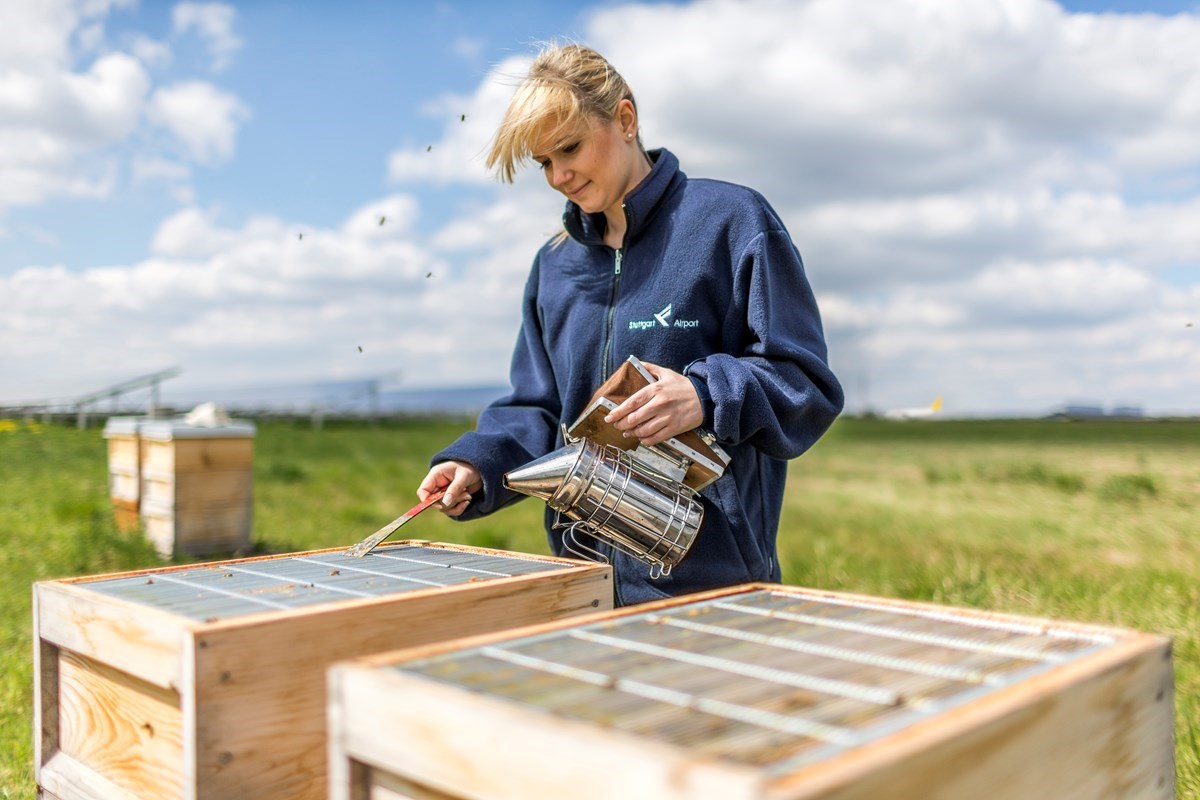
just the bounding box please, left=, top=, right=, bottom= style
left=626, top=132, right=634, bottom=139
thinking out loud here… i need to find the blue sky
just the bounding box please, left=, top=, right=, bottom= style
left=1, top=0, right=1198, bottom=416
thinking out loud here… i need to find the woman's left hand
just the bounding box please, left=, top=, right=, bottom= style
left=603, top=362, right=704, bottom=446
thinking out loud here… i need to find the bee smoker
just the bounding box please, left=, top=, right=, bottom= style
left=504, top=357, right=729, bottom=579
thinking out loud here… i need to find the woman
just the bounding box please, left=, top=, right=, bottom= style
left=418, top=43, right=843, bottom=606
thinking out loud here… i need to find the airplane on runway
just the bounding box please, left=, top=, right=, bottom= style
left=885, top=396, right=944, bottom=420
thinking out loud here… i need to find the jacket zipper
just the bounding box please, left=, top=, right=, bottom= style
left=601, top=205, right=634, bottom=603
left=599, top=247, right=624, bottom=386
left=600, top=246, right=624, bottom=603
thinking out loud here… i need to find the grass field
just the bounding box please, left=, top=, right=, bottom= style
left=1, top=415, right=1196, bottom=797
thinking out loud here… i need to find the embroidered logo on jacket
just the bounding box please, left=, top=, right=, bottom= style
left=628, top=302, right=699, bottom=331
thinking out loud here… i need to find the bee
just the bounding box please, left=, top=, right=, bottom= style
left=425, top=271, right=432, bottom=278
left=378, top=215, right=386, bottom=226
left=329, top=569, right=341, bottom=576
left=459, top=114, right=466, bottom=122
left=426, top=145, right=432, bottom=152
left=357, top=346, right=363, bottom=353
left=298, top=233, right=304, bottom=240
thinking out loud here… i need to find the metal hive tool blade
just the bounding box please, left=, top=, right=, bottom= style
left=345, top=490, right=445, bottom=558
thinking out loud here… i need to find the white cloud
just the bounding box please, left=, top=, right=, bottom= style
left=146, top=81, right=250, bottom=163
left=0, top=0, right=245, bottom=216
left=341, top=195, right=421, bottom=238
left=127, top=33, right=172, bottom=69
left=0, top=0, right=129, bottom=69
left=387, top=56, right=532, bottom=185
left=3, top=0, right=1199, bottom=417
left=0, top=53, right=149, bottom=148
left=171, top=2, right=242, bottom=72
left=132, top=155, right=190, bottom=183
left=452, top=36, right=486, bottom=61
left=588, top=0, right=1200, bottom=204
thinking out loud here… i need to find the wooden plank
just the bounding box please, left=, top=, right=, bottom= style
left=142, top=438, right=254, bottom=474
left=330, top=583, right=1174, bottom=800
left=142, top=503, right=252, bottom=558
left=34, top=582, right=185, bottom=690
left=109, top=472, right=140, bottom=504
left=57, top=650, right=184, bottom=799
left=774, top=634, right=1174, bottom=800
left=178, top=635, right=199, bottom=800
left=329, top=661, right=763, bottom=800
left=112, top=503, right=140, bottom=534
left=141, top=469, right=253, bottom=511
left=368, top=767, right=466, bottom=799
left=37, top=751, right=144, bottom=800
left=106, top=438, right=140, bottom=470
left=191, top=566, right=612, bottom=800
left=33, top=591, right=59, bottom=773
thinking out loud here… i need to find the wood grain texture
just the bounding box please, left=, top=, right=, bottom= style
left=106, top=437, right=140, bottom=470
left=34, top=582, right=185, bottom=689
left=193, top=567, right=612, bottom=800
left=57, top=650, right=183, bottom=799
left=141, top=501, right=252, bottom=557
left=142, top=438, right=253, bottom=473
left=141, top=469, right=253, bottom=511
left=775, top=635, right=1174, bottom=800
left=37, top=751, right=142, bottom=800
left=368, top=766, right=467, bottom=799
left=327, top=583, right=1174, bottom=800
left=329, top=662, right=762, bottom=800
left=33, top=597, right=59, bottom=772
left=37, top=545, right=611, bottom=800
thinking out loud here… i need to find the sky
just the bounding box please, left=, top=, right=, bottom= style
left=1, top=0, right=1198, bottom=418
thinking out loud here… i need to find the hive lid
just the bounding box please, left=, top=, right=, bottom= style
left=138, top=418, right=256, bottom=441
left=385, top=587, right=1123, bottom=777
left=102, top=416, right=147, bottom=437
left=76, top=543, right=569, bottom=622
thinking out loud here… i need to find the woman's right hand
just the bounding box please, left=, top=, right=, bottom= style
left=419, top=460, right=482, bottom=517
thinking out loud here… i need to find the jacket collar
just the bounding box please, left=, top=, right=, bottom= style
left=562, top=148, right=681, bottom=248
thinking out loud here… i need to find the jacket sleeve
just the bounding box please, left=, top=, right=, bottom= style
left=431, top=256, right=562, bottom=519
left=685, top=228, right=843, bottom=460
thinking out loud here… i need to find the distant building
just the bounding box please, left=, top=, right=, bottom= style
left=1051, top=401, right=1145, bottom=420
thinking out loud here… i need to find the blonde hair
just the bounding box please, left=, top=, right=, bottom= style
left=487, top=43, right=638, bottom=183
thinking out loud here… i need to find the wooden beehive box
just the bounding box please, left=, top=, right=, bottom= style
left=328, top=583, right=1174, bottom=800
left=34, top=541, right=613, bottom=800
left=101, top=417, right=143, bottom=533
left=137, top=419, right=256, bottom=557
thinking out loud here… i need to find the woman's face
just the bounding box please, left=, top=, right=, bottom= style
left=534, top=110, right=642, bottom=219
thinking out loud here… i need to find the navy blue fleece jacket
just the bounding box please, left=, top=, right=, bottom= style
left=433, top=148, right=843, bottom=605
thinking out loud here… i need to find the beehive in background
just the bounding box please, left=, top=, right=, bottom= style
left=137, top=419, right=255, bottom=557
left=328, top=583, right=1174, bottom=800
left=101, top=416, right=143, bottom=533
left=34, top=541, right=612, bottom=800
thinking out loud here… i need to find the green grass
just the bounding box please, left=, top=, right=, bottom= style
left=1, top=416, right=1196, bottom=797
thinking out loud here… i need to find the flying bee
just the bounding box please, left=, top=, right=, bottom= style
left=426, top=145, right=432, bottom=152
left=357, top=346, right=363, bottom=353
left=378, top=215, right=386, bottom=226
left=426, top=271, right=432, bottom=278
left=459, top=114, right=466, bottom=122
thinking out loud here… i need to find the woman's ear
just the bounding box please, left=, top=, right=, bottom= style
left=616, top=98, right=638, bottom=136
